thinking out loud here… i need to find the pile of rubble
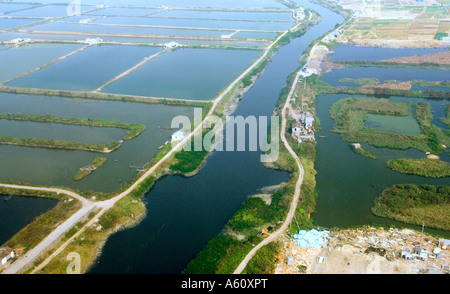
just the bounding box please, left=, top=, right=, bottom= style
left=326, top=227, right=450, bottom=273
left=275, top=226, right=450, bottom=274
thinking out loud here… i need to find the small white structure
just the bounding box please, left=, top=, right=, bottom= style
left=305, top=116, right=314, bottom=128
left=171, top=130, right=184, bottom=141
left=8, top=38, right=30, bottom=45
left=164, top=41, right=179, bottom=49
left=0, top=247, right=15, bottom=266
left=439, top=239, right=450, bottom=249
left=85, top=38, right=103, bottom=45
left=352, top=143, right=361, bottom=149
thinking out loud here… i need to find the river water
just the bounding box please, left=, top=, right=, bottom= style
left=88, top=0, right=344, bottom=274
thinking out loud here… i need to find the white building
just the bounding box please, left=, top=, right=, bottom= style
left=0, top=247, right=14, bottom=266
left=85, top=38, right=103, bottom=45
left=171, top=130, right=184, bottom=141
left=164, top=41, right=179, bottom=49
left=305, top=116, right=314, bottom=128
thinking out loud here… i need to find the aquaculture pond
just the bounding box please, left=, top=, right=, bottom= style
left=364, top=108, right=422, bottom=136
left=0, top=93, right=195, bottom=193
left=150, top=10, right=293, bottom=22
left=0, top=43, right=83, bottom=83
left=27, top=22, right=230, bottom=38
left=92, top=16, right=293, bottom=31
left=8, top=45, right=163, bottom=91
left=330, top=45, right=448, bottom=61
left=102, top=47, right=262, bottom=100
left=320, top=67, right=450, bottom=87
left=0, top=18, right=43, bottom=30
left=88, top=0, right=344, bottom=274
left=312, top=93, right=450, bottom=238
left=0, top=195, right=57, bottom=245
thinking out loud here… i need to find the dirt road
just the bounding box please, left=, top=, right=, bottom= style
left=233, top=65, right=305, bottom=274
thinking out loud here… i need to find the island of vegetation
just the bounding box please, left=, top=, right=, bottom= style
left=386, top=158, right=450, bottom=178
left=73, top=157, right=108, bottom=181
left=0, top=113, right=146, bottom=153
left=350, top=143, right=376, bottom=159
left=329, top=98, right=450, bottom=155
left=372, top=184, right=450, bottom=231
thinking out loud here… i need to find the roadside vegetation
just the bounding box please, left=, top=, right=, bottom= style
left=372, top=184, right=450, bottom=231
left=386, top=158, right=450, bottom=178
left=0, top=187, right=81, bottom=255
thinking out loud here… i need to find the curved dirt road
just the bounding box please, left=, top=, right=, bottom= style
left=233, top=69, right=305, bottom=274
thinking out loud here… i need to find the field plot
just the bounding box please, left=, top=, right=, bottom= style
left=102, top=48, right=261, bottom=100
left=0, top=93, right=196, bottom=193
left=0, top=43, right=83, bottom=83
left=408, top=19, right=440, bottom=40
left=7, top=45, right=163, bottom=91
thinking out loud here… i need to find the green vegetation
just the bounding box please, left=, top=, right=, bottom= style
left=338, top=78, right=379, bottom=85
left=329, top=98, right=450, bottom=154
left=0, top=187, right=81, bottom=254
left=386, top=158, right=450, bottom=178
left=442, top=104, right=450, bottom=126
left=334, top=60, right=450, bottom=70
left=0, top=135, right=121, bottom=153
left=73, top=157, right=108, bottom=181
left=372, top=184, right=450, bottom=231
left=350, top=143, right=376, bottom=159
left=0, top=86, right=212, bottom=108
left=411, top=80, right=450, bottom=89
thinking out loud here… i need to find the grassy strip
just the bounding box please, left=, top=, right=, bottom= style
left=334, top=60, right=450, bottom=70
left=386, top=158, right=450, bottom=178
left=338, top=78, right=379, bottom=85
left=0, top=187, right=82, bottom=254
left=0, top=86, right=212, bottom=108
left=73, top=157, right=108, bottom=181
left=442, top=104, right=450, bottom=126
left=372, top=184, right=450, bottom=231
left=0, top=113, right=146, bottom=141
left=0, top=135, right=121, bottom=153
left=316, top=80, right=450, bottom=99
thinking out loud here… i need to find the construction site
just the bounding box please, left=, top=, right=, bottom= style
left=275, top=226, right=450, bottom=274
